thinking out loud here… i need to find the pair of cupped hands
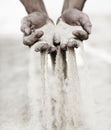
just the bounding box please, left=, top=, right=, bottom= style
left=21, top=8, right=92, bottom=53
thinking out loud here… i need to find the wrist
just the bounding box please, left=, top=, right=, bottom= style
left=62, top=0, right=86, bottom=13
left=20, top=0, right=48, bottom=14
left=26, top=7, right=48, bottom=15
left=61, top=8, right=81, bottom=16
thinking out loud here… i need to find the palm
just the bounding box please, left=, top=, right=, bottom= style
left=61, top=8, right=92, bottom=35
left=21, top=12, right=56, bottom=53
left=54, top=19, right=87, bottom=50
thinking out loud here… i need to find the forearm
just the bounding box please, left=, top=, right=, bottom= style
left=20, top=0, right=47, bottom=14
left=62, top=0, right=86, bottom=12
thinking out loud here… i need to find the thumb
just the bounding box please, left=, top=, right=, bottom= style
left=21, top=17, right=31, bottom=35
left=53, top=33, right=61, bottom=46
left=80, top=14, right=92, bottom=34
left=83, top=23, right=92, bottom=34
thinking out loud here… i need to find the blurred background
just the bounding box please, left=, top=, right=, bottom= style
left=0, top=0, right=111, bottom=130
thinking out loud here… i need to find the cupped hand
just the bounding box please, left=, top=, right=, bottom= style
left=21, top=12, right=56, bottom=53
left=21, top=11, right=50, bottom=35
left=30, top=21, right=56, bottom=53
left=54, top=19, right=85, bottom=50
left=59, top=8, right=92, bottom=41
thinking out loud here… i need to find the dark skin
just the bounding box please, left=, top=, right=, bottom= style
left=20, top=0, right=92, bottom=51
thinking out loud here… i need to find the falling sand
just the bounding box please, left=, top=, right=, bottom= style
left=27, top=45, right=95, bottom=130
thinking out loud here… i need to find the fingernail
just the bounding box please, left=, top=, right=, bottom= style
left=36, top=31, right=44, bottom=38
left=84, top=24, right=92, bottom=34
left=25, top=28, right=31, bottom=35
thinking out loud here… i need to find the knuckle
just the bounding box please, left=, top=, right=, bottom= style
left=23, top=37, right=34, bottom=46
left=23, top=39, right=30, bottom=46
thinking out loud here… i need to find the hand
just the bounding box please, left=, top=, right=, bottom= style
left=59, top=8, right=92, bottom=41
left=30, top=21, right=56, bottom=53
left=54, top=19, right=85, bottom=50
left=21, top=12, right=56, bottom=53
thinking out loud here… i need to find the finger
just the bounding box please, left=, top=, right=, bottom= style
left=34, top=43, right=49, bottom=52
left=53, top=34, right=61, bottom=46
left=83, top=23, right=92, bottom=34
left=34, top=31, right=44, bottom=38
left=67, top=39, right=80, bottom=48
left=23, top=31, right=44, bottom=46
left=60, top=43, right=67, bottom=51
left=21, top=17, right=31, bottom=35
left=72, top=30, right=88, bottom=41
left=48, top=46, right=57, bottom=53
left=80, top=14, right=92, bottom=34
left=40, top=43, right=49, bottom=52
